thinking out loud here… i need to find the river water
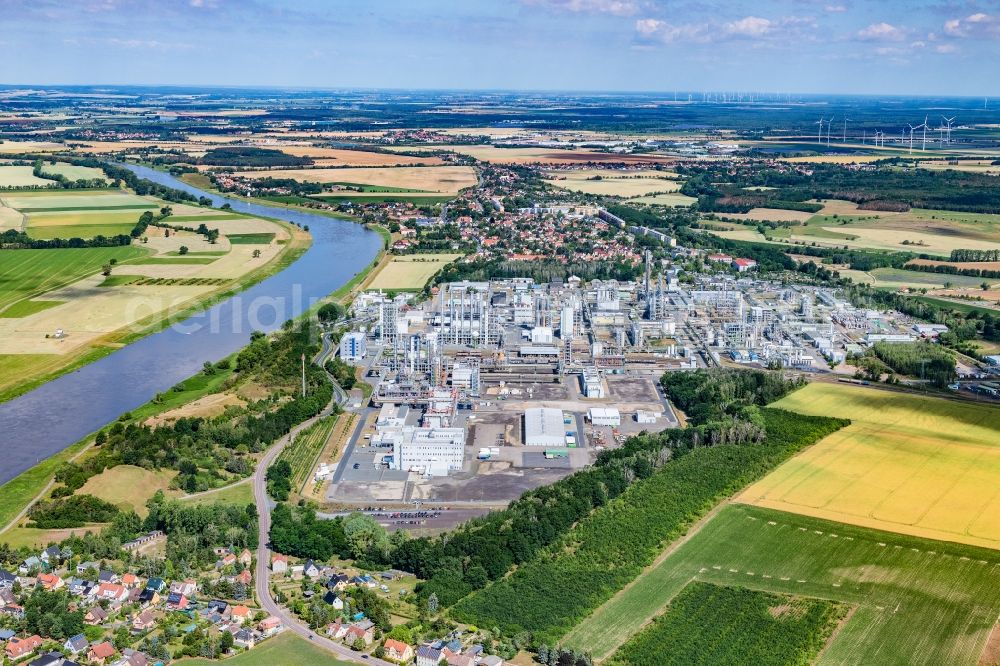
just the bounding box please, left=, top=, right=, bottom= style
left=0, top=164, right=383, bottom=486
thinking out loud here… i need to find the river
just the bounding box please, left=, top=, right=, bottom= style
left=0, top=164, right=383, bottom=487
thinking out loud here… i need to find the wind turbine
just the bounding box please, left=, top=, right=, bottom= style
left=907, top=123, right=917, bottom=153
left=815, top=117, right=825, bottom=144
left=826, top=116, right=835, bottom=146
left=920, top=116, right=929, bottom=151
left=941, top=116, right=956, bottom=144
left=842, top=117, right=851, bottom=142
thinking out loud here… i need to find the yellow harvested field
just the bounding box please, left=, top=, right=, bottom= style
left=389, top=144, right=676, bottom=165
left=908, top=258, right=1000, bottom=271
left=368, top=253, right=463, bottom=289
left=544, top=170, right=680, bottom=197
left=818, top=199, right=866, bottom=215
left=837, top=226, right=1000, bottom=255
left=0, top=140, right=63, bottom=153
left=738, top=383, right=1000, bottom=550
left=26, top=209, right=144, bottom=228
left=276, top=145, right=444, bottom=166
left=0, top=204, right=25, bottom=231
left=718, top=208, right=814, bottom=223
left=919, top=160, right=1000, bottom=175
left=1, top=190, right=156, bottom=210
left=234, top=166, right=477, bottom=194
left=146, top=391, right=246, bottom=427
left=78, top=465, right=178, bottom=515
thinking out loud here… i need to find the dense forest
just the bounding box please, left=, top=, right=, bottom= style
left=199, top=146, right=313, bottom=167
left=678, top=160, right=1000, bottom=214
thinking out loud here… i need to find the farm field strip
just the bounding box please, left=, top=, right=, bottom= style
left=0, top=246, right=149, bottom=311
left=606, top=581, right=846, bottom=666
left=278, top=415, right=338, bottom=491
left=233, top=165, right=477, bottom=194
left=1, top=191, right=157, bottom=211
left=367, top=253, right=463, bottom=290
left=566, top=504, right=1000, bottom=666
left=738, top=383, right=1000, bottom=549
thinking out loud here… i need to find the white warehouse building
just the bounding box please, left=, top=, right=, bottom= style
left=339, top=332, right=367, bottom=363
left=524, top=407, right=566, bottom=447
left=588, top=407, right=621, bottom=427
left=386, top=426, right=465, bottom=476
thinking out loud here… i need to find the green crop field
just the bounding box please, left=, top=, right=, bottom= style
left=564, top=504, right=1000, bottom=666
left=0, top=246, right=148, bottom=312
left=227, top=233, right=275, bottom=244
left=867, top=267, right=997, bottom=289
left=38, top=163, right=108, bottom=182
left=0, top=299, right=63, bottom=318
left=607, top=582, right=846, bottom=666
left=25, top=210, right=143, bottom=240
left=0, top=165, right=53, bottom=187
left=277, top=415, right=337, bottom=491
left=181, top=631, right=354, bottom=666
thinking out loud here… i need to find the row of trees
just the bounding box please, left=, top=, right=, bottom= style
left=450, top=408, right=849, bottom=644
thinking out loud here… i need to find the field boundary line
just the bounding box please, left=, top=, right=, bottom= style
left=567, top=499, right=732, bottom=662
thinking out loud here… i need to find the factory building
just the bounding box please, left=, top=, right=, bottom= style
left=581, top=367, right=605, bottom=398
left=524, top=407, right=566, bottom=447
left=339, top=332, right=367, bottom=362
left=384, top=426, right=465, bottom=476
left=587, top=407, right=621, bottom=427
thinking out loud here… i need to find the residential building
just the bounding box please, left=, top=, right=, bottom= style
left=6, top=635, right=43, bottom=661
left=417, top=646, right=443, bottom=666
left=384, top=639, right=413, bottom=662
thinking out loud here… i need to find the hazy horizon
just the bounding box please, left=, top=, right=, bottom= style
left=3, top=0, right=1000, bottom=96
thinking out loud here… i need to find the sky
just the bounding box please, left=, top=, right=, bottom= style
left=1, top=0, right=999, bottom=96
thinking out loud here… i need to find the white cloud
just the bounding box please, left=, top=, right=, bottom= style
left=634, top=14, right=814, bottom=45
left=935, top=43, right=959, bottom=53
left=723, top=16, right=772, bottom=38
left=856, top=22, right=907, bottom=42
left=944, top=13, right=1000, bottom=39
left=824, top=4, right=847, bottom=13
left=523, top=0, right=639, bottom=16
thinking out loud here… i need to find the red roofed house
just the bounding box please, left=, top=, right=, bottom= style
left=732, top=258, right=757, bottom=272
left=5, top=634, right=43, bottom=661
left=344, top=624, right=373, bottom=646
left=96, top=582, right=129, bottom=603
left=258, top=616, right=282, bottom=636
left=36, top=573, right=63, bottom=591
left=230, top=605, right=252, bottom=625
left=707, top=253, right=732, bottom=263
left=384, top=638, right=413, bottom=662
left=88, top=640, right=116, bottom=664
left=271, top=554, right=288, bottom=574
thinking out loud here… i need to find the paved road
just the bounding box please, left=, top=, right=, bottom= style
left=252, top=332, right=394, bottom=666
